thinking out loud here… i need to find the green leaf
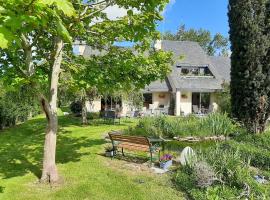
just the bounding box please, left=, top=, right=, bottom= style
left=56, top=20, right=72, bottom=43
left=37, top=0, right=75, bottom=16
left=0, top=26, right=14, bottom=49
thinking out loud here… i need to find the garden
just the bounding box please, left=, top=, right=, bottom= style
left=117, top=114, right=270, bottom=199
left=1, top=0, right=270, bottom=199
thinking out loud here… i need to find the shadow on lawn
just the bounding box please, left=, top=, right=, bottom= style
left=0, top=116, right=104, bottom=180
left=0, top=186, right=4, bottom=193
left=99, top=152, right=149, bottom=164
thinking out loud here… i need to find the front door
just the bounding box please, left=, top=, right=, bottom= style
left=143, top=93, right=152, bottom=109
left=192, top=93, right=200, bottom=107
left=192, top=93, right=210, bottom=113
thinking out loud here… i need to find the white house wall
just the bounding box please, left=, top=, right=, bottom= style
left=85, top=99, right=101, bottom=112
left=180, top=91, right=192, bottom=115
left=210, top=93, right=219, bottom=112
left=152, top=92, right=171, bottom=109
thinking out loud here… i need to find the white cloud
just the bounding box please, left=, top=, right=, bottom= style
left=103, top=5, right=128, bottom=20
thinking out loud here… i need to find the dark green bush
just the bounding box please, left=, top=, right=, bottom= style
left=0, top=86, right=40, bottom=129
left=70, top=100, right=82, bottom=115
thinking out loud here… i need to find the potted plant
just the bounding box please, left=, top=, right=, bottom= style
left=104, top=145, right=114, bottom=157
left=160, top=154, right=173, bottom=170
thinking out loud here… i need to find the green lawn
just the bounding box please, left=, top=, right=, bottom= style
left=0, top=115, right=185, bottom=200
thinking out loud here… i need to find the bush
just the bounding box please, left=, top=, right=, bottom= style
left=216, top=83, right=231, bottom=114
left=225, top=141, right=270, bottom=170
left=174, top=145, right=268, bottom=200
left=70, top=100, right=82, bottom=115
left=126, top=117, right=162, bottom=137
left=87, top=112, right=100, bottom=120
left=0, top=85, right=40, bottom=129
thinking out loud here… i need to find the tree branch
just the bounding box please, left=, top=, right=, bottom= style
left=81, top=1, right=112, bottom=19
left=21, top=34, right=35, bottom=76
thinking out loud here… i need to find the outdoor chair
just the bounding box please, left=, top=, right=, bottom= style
left=192, top=105, right=200, bottom=114
left=103, top=110, right=121, bottom=124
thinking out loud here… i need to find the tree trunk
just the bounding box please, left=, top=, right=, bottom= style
left=81, top=94, right=88, bottom=125
left=40, top=37, right=63, bottom=183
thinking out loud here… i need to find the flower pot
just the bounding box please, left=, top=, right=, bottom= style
left=160, top=160, right=172, bottom=170
left=105, top=151, right=114, bottom=157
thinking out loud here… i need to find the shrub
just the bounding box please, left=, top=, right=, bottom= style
left=0, top=85, right=40, bottom=129
left=174, top=145, right=268, bottom=200
left=87, top=112, right=100, bottom=120
left=225, top=141, right=270, bottom=170
left=193, top=161, right=216, bottom=188
left=126, top=117, right=162, bottom=137
left=70, top=100, right=82, bottom=115
left=216, top=83, right=231, bottom=114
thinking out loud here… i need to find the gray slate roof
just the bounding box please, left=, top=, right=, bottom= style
left=146, top=40, right=230, bottom=92
left=143, top=78, right=172, bottom=93
left=210, top=56, right=231, bottom=82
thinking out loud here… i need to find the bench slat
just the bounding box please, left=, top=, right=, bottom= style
left=118, top=142, right=149, bottom=152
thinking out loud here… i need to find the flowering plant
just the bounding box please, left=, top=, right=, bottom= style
left=160, top=154, right=173, bottom=162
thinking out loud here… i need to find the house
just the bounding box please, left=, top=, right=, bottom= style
left=76, top=40, right=231, bottom=116
left=143, top=40, right=231, bottom=116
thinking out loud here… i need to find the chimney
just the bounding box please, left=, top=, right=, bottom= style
left=73, top=40, right=86, bottom=56
left=154, top=40, right=162, bottom=50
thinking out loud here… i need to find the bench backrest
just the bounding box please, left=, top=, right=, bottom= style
left=109, top=133, right=150, bottom=146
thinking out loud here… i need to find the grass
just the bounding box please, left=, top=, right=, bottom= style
left=0, top=114, right=185, bottom=200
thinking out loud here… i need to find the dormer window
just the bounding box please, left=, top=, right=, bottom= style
left=178, top=66, right=213, bottom=77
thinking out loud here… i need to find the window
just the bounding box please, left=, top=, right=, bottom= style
left=179, top=66, right=213, bottom=77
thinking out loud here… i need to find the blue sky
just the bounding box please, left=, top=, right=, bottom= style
left=159, top=0, right=229, bottom=37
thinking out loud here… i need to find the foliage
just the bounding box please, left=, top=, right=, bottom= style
left=175, top=145, right=268, bottom=199
left=216, top=83, right=231, bottom=114
left=87, top=112, right=100, bottom=120
left=193, top=161, right=216, bottom=188
left=125, top=114, right=237, bottom=138
left=201, top=113, right=236, bottom=136
left=123, top=90, right=144, bottom=111
left=162, top=24, right=229, bottom=56
left=0, top=84, right=40, bottom=129
left=228, top=0, right=270, bottom=133
left=70, top=100, right=82, bottom=115
left=224, top=132, right=270, bottom=170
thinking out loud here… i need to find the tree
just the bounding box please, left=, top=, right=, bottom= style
left=162, top=24, right=229, bottom=56
left=0, top=0, right=171, bottom=183
left=228, top=0, right=270, bottom=133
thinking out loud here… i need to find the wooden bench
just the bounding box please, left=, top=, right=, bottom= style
left=108, top=133, right=160, bottom=165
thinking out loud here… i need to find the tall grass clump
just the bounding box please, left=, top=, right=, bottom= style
left=200, top=113, right=236, bottom=136
left=125, top=113, right=238, bottom=138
